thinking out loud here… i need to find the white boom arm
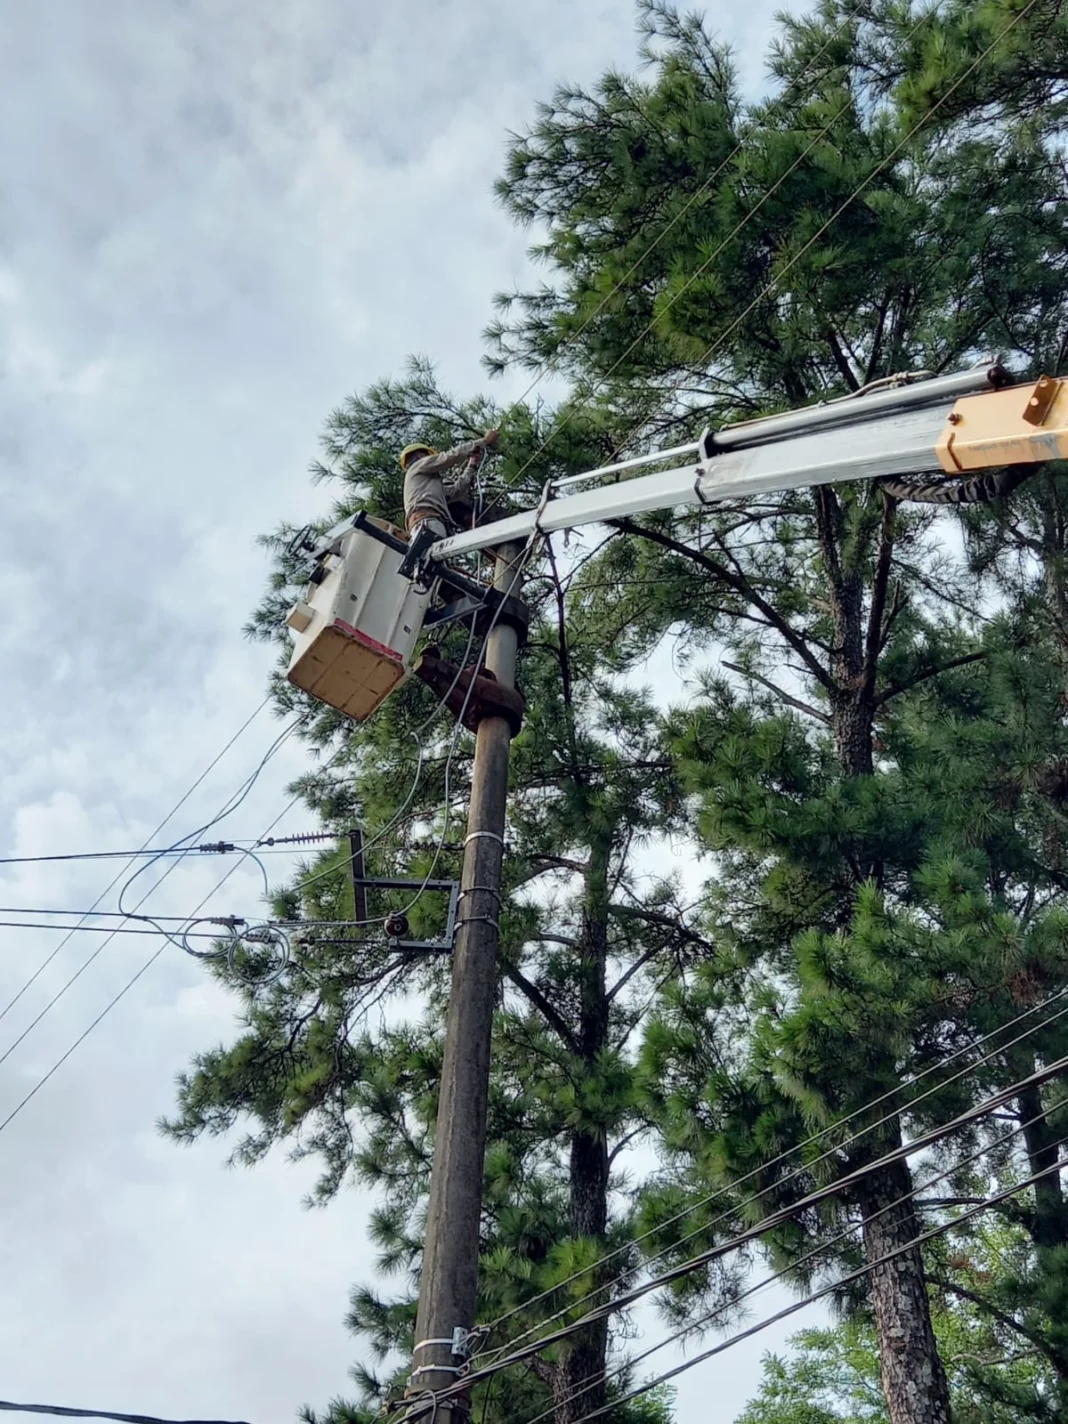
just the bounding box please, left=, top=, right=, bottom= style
left=287, top=359, right=1068, bottom=724
left=428, top=361, right=1068, bottom=563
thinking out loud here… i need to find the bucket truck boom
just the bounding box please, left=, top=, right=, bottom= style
left=285, top=360, right=1068, bottom=721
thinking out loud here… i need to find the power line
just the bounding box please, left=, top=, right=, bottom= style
left=0, top=835, right=335, bottom=867
left=473, top=981, right=1068, bottom=1361
left=114, top=722, right=299, bottom=921
left=405, top=1104, right=1067, bottom=1424
left=0, top=844, right=247, bottom=868
left=438, top=1048, right=1068, bottom=1399
left=0, top=908, right=255, bottom=923
left=565, top=1158, right=1066, bottom=1424
left=521, top=1072, right=1067, bottom=1424
left=0, top=910, right=396, bottom=928
left=0, top=721, right=300, bottom=1085
left=404, top=1151, right=1067, bottom=1424
left=0, top=698, right=271, bottom=1030
left=0, top=921, right=224, bottom=939
left=0, top=1399, right=253, bottom=1424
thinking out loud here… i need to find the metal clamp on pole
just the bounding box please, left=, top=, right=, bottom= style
left=452, top=915, right=501, bottom=939
left=408, top=1327, right=473, bottom=1381
left=457, top=884, right=504, bottom=906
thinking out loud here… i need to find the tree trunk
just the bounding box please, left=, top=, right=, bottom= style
left=857, top=1147, right=953, bottom=1424
left=1019, top=1079, right=1066, bottom=1249
left=553, top=1129, right=610, bottom=1424
left=1016, top=1077, right=1068, bottom=1404
left=553, top=845, right=612, bottom=1424
left=831, top=688, right=875, bottom=779
left=817, top=491, right=951, bottom=1424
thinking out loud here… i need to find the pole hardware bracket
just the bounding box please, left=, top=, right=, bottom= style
left=423, top=586, right=529, bottom=645
left=413, top=645, right=526, bottom=736
left=1023, top=374, right=1058, bottom=427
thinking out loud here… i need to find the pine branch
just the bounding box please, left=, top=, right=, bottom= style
left=930, top=1276, right=1066, bottom=1367
left=875, top=651, right=989, bottom=706
left=607, top=943, right=670, bottom=1004
left=721, top=660, right=830, bottom=725
left=608, top=1124, right=651, bottom=1166
left=501, top=961, right=579, bottom=1052
left=863, top=490, right=897, bottom=698
left=609, top=518, right=834, bottom=690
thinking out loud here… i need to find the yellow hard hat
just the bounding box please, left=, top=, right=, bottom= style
left=400, top=442, right=436, bottom=470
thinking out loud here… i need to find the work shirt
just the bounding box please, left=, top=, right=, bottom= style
left=403, top=439, right=483, bottom=530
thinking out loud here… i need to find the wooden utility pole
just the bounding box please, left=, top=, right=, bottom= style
left=408, top=541, right=526, bottom=1420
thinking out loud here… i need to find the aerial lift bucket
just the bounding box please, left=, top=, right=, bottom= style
left=285, top=518, right=432, bottom=721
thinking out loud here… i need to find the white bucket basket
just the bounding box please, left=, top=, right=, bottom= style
left=285, top=519, right=432, bottom=721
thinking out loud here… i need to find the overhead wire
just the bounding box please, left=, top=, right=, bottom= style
left=0, top=696, right=271, bottom=1030
left=0, top=1402, right=254, bottom=1424
left=0, top=921, right=225, bottom=939
left=564, top=1159, right=1067, bottom=1424
left=0, top=833, right=333, bottom=867
left=0, top=718, right=303, bottom=1087
left=520, top=1081, right=1068, bottom=1424
left=473, top=979, right=1068, bottom=1361
left=402, top=1049, right=1068, bottom=1416
left=0, top=751, right=310, bottom=1136
left=115, top=719, right=298, bottom=921
left=0, top=907, right=285, bottom=924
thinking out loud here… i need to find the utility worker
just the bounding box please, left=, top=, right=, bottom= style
left=399, top=429, right=501, bottom=564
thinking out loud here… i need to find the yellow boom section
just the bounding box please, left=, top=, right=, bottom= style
left=938, top=375, right=1068, bottom=473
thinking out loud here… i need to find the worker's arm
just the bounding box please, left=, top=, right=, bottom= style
left=443, top=454, right=481, bottom=504
left=411, top=438, right=486, bottom=478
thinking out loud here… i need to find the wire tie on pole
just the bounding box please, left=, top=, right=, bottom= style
left=452, top=915, right=501, bottom=937
left=464, top=830, right=504, bottom=848
left=457, top=885, right=503, bottom=906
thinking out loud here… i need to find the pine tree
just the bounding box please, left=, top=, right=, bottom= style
left=162, top=363, right=690, bottom=1423
left=486, top=2, right=1068, bottom=1420
left=159, top=2, right=1068, bottom=1420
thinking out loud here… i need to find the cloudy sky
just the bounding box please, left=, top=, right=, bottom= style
left=0, top=4, right=814, bottom=1422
